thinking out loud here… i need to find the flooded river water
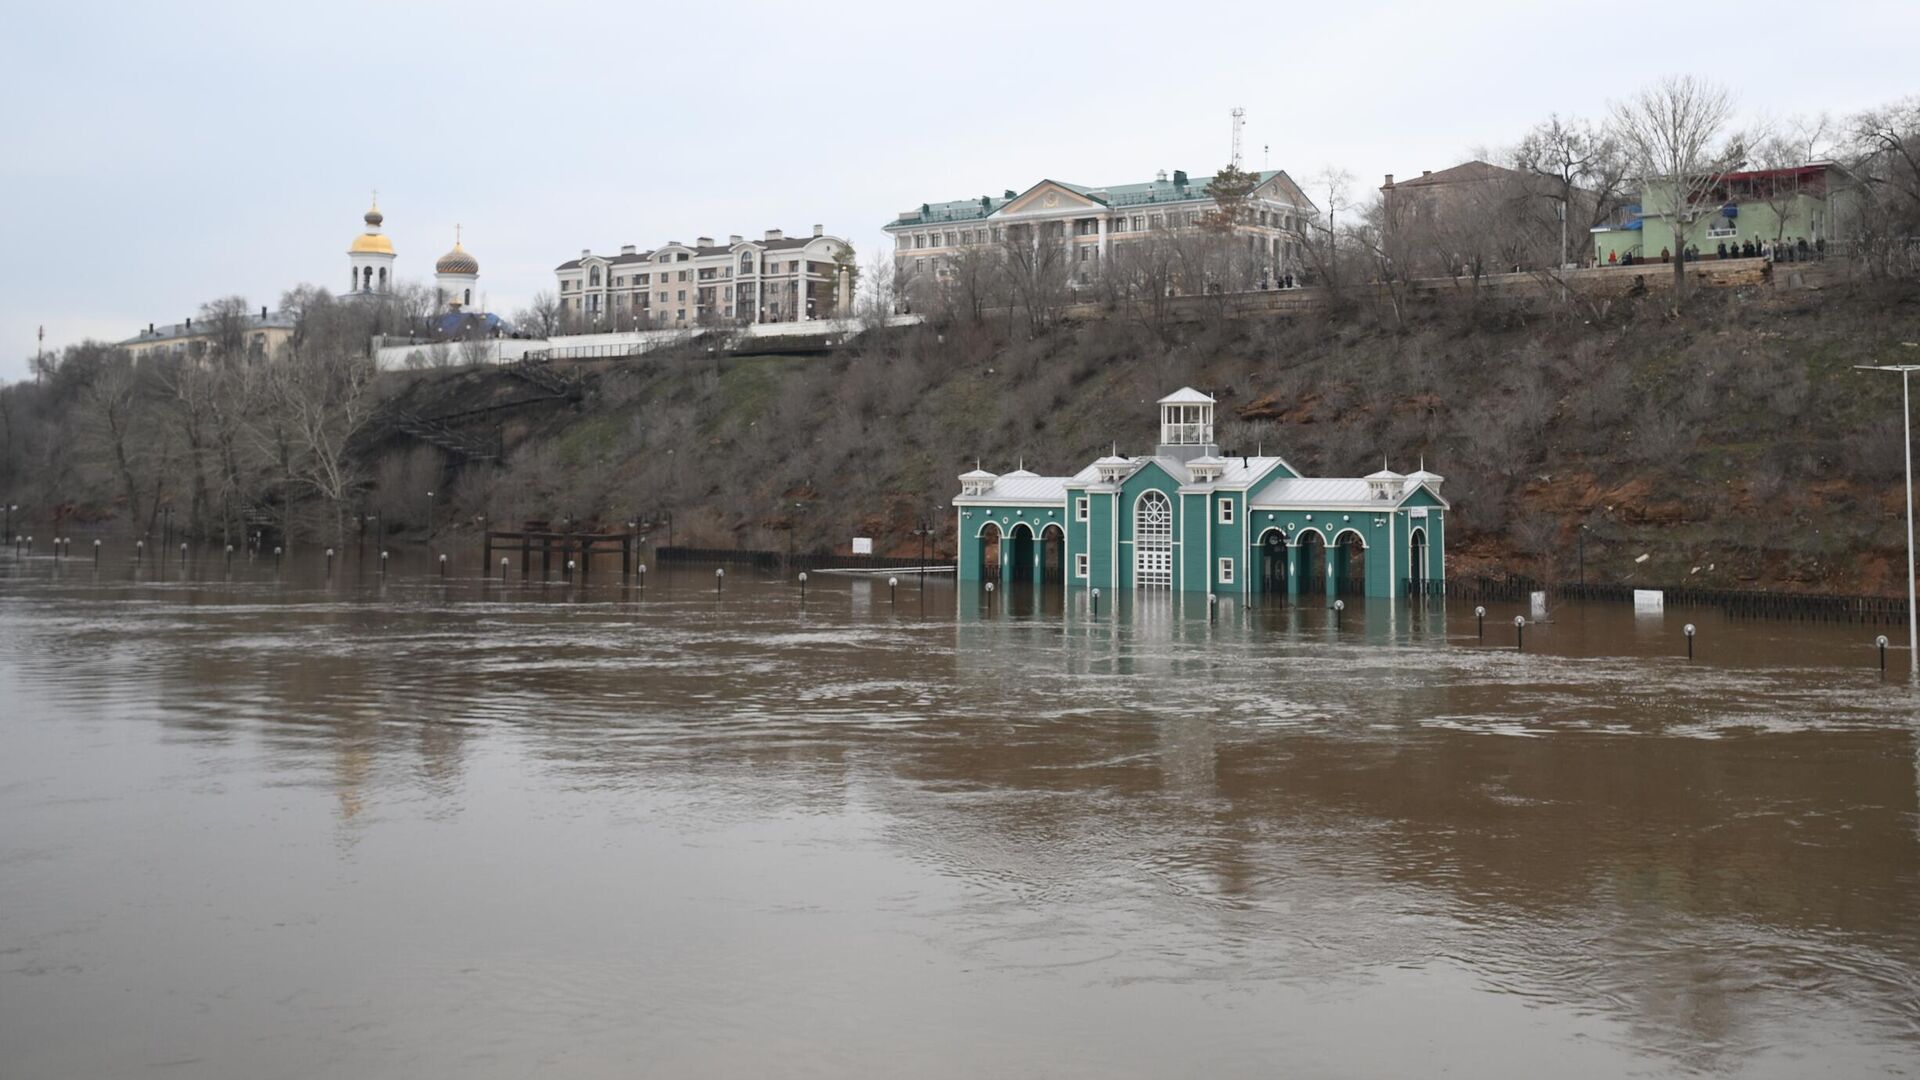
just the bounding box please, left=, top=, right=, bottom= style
left=3, top=549, right=1918, bottom=1078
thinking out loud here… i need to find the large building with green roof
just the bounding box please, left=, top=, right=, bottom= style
left=888, top=169, right=1318, bottom=298
left=954, top=389, right=1449, bottom=600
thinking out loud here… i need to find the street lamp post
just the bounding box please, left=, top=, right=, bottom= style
left=426, top=490, right=436, bottom=545
left=1855, top=357, right=1920, bottom=679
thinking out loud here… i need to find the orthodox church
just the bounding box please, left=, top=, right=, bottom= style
left=954, top=388, right=1448, bottom=599
left=346, top=197, right=504, bottom=335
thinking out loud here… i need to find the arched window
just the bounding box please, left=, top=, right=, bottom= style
left=463, top=288, right=471, bottom=306
left=589, top=267, right=601, bottom=287
left=362, top=266, right=372, bottom=291
left=1134, top=490, right=1172, bottom=588
left=378, top=267, right=388, bottom=290
left=740, top=252, right=754, bottom=274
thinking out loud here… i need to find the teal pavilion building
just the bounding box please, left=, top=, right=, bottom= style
left=954, top=389, right=1449, bottom=598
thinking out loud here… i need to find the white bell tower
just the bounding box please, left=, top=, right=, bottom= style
left=347, top=194, right=396, bottom=294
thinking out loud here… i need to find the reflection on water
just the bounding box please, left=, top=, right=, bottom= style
left=2, top=550, right=1918, bottom=1079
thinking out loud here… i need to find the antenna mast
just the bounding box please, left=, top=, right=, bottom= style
left=1230, top=107, right=1246, bottom=169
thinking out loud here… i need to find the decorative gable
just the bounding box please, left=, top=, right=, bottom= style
left=993, top=180, right=1105, bottom=218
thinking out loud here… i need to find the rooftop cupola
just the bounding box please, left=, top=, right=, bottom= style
left=1405, top=459, right=1444, bottom=495
left=959, top=467, right=998, bottom=497
left=1094, top=453, right=1133, bottom=484
left=1364, top=460, right=1407, bottom=501
left=1156, top=387, right=1218, bottom=463
left=1188, top=454, right=1225, bottom=483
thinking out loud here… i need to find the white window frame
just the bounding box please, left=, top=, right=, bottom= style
left=1074, top=553, right=1089, bottom=579
left=1218, top=557, right=1234, bottom=585
left=1075, top=496, right=1089, bottom=522
left=1218, top=499, right=1234, bottom=525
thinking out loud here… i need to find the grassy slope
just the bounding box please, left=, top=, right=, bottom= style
left=378, top=282, right=1920, bottom=593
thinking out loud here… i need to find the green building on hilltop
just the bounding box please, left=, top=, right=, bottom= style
left=954, top=389, right=1448, bottom=599
left=1591, top=163, right=1854, bottom=264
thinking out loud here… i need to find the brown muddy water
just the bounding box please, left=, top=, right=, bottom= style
left=2, top=547, right=1918, bottom=1078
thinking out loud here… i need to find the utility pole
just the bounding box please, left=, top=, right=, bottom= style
left=1855, top=355, right=1920, bottom=679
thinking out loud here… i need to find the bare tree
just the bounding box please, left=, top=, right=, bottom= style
left=1351, top=197, right=1414, bottom=323
left=516, top=291, right=563, bottom=338
left=940, top=240, right=1007, bottom=325
left=1301, top=166, right=1359, bottom=293
left=69, top=345, right=153, bottom=536
left=1610, top=76, right=1746, bottom=307
left=998, top=223, right=1069, bottom=336
left=264, top=344, right=383, bottom=544
left=1515, top=114, right=1630, bottom=270
left=1107, top=226, right=1181, bottom=333
left=1847, top=96, right=1920, bottom=276
left=458, top=331, right=494, bottom=368
left=857, top=249, right=902, bottom=331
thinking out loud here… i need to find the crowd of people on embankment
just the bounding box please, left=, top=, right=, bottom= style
left=1606, top=235, right=1827, bottom=267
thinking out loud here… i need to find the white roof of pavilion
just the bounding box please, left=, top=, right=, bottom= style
left=1157, top=387, right=1215, bottom=405
left=1251, top=476, right=1451, bottom=511
left=954, top=465, right=1096, bottom=504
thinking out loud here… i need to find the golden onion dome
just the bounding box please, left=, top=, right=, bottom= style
left=436, top=241, right=478, bottom=275
left=349, top=232, right=395, bottom=255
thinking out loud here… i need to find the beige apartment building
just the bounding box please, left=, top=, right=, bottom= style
left=885, top=168, right=1319, bottom=293
left=555, top=226, right=853, bottom=328
left=120, top=308, right=295, bottom=362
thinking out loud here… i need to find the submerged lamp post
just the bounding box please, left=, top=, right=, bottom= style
left=1854, top=357, right=1920, bottom=679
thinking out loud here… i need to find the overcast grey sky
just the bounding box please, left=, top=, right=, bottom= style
left=2, top=0, right=1915, bottom=381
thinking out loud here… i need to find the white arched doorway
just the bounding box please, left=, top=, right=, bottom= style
left=1134, top=489, right=1172, bottom=588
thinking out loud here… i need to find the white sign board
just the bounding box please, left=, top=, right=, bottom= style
left=851, top=537, right=873, bottom=556
left=1530, top=591, right=1549, bottom=619
left=1409, top=507, right=1428, bottom=519
left=1633, top=589, right=1665, bottom=613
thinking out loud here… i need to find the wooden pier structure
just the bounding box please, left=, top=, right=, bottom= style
left=483, top=527, right=638, bottom=581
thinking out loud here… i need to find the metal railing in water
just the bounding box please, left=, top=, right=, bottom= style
left=656, top=546, right=954, bottom=572
left=1565, top=582, right=1909, bottom=624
